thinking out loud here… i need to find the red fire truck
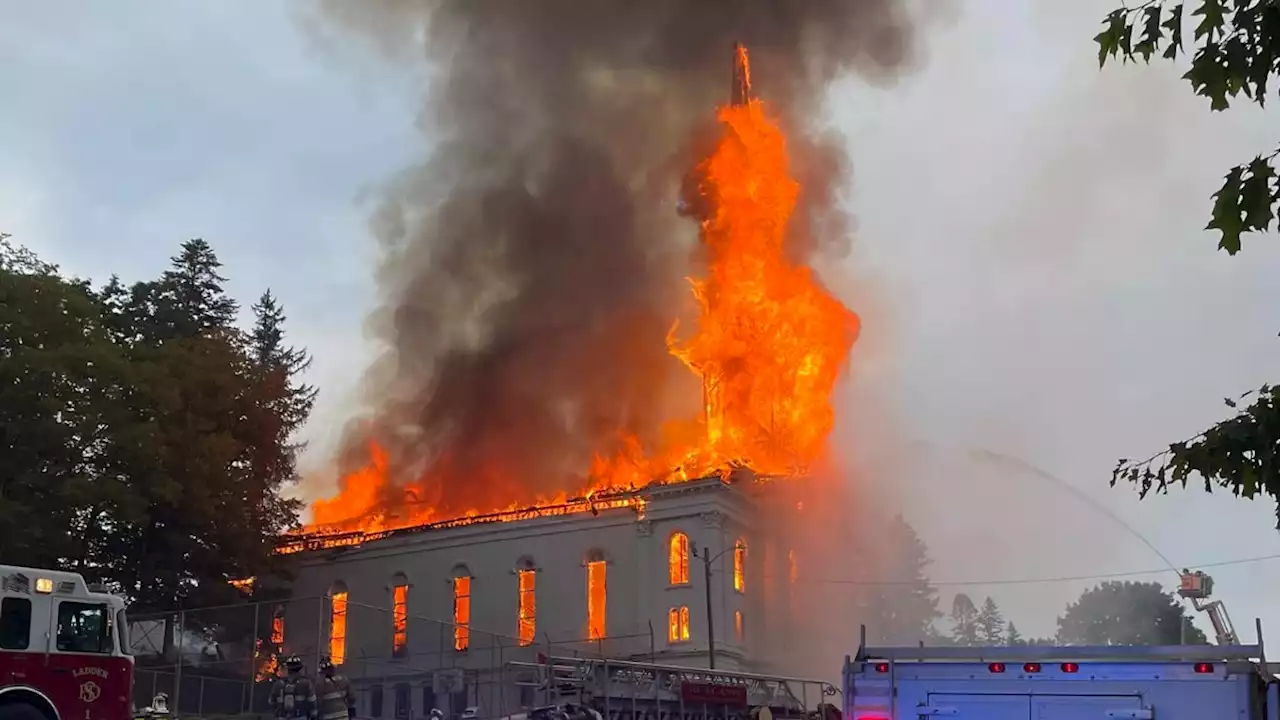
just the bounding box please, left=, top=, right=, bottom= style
left=0, top=565, right=133, bottom=720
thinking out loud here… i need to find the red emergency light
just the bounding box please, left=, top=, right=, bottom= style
left=988, top=663, right=1006, bottom=673
left=873, top=663, right=889, bottom=673
left=1061, top=662, right=1080, bottom=673
left=1194, top=663, right=1214, bottom=674
left=1023, top=663, right=1042, bottom=673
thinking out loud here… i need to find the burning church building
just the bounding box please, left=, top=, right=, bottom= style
left=262, top=40, right=862, bottom=720
left=272, top=470, right=814, bottom=719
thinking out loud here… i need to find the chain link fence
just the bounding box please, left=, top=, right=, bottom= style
left=129, top=596, right=663, bottom=720
left=129, top=596, right=325, bottom=718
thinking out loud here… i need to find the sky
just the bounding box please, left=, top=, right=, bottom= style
left=3, top=0, right=1278, bottom=646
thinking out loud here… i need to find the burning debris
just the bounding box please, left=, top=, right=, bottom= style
left=302, top=0, right=916, bottom=538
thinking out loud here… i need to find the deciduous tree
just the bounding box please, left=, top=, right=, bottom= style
left=1096, top=0, right=1280, bottom=520
left=1056, top=581, right=1207, bottom=645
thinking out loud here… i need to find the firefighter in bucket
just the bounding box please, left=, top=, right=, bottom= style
left=270, top=655, right=319, bottom=720
left=317, top=656, right=356, bottom=720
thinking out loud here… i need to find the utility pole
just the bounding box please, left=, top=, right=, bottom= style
left=693, top=540, right=743, bottom=671
left=700, top=547, right=717, bottom=670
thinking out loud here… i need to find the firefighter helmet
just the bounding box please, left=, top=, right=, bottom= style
left=319, top=656, right=335, bottom=672
left=285, top=654, right=304, bottom=672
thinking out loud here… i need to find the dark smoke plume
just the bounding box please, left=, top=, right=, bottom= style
left=308, top=0, right=919, bottom=518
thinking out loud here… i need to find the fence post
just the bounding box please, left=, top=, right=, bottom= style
left=245, top=600, right=260, bottom=714
left=316, top=594, right=328, bottom=670
left=174, top=610, right=185, bottom=715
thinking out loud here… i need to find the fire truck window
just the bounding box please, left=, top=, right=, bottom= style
left=56, top=601, right=110, bottom=654
left=0, top=597, right=32, bottom=650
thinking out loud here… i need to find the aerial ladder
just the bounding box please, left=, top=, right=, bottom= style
left=1179, top=569, right=1239, bottom=645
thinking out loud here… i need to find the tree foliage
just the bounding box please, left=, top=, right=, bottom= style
left=1097, top=0, right=1280, bottom=518
left=1094, top=0, right=1279, bottom=255
left=857, top=514, right=943, bottom=645
left=976, top=596, right=1007, bottom=645
left=0, top=236, right=310, bottom=614
left=1056, top=581, right=1208, bottom=645
left=949, top=593, right=980, bottom=646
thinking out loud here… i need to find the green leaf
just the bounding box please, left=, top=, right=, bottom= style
left=1183, top=43, right=1231, bottom=110
left=1240, top=155, right=1277, bottom=232
left=1119, top=16, right=1136, bottom=60
left=1222, top=36, right=1250, bottom=97
left=1163, top=4, right=1186, bottom=58
left=1135, top=6, right=1164, bottom=60
left=1095, top=9, right=1127, bottom=67
left=1193, top=0, right=1227, bottom=40
left=1207, top=165, right=1245, bottom=253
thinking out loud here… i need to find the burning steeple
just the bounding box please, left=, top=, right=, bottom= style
left=731, top=42, right=752, bottom=107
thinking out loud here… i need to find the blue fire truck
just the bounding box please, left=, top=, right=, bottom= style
left=844, top=623, right=1278, bottom=720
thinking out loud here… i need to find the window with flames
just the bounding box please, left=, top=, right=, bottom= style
left=669, top=532, right=690, bottom=585
left=453, top=576, right=471, bottom=652
left=517, top=569, right=536, bottom=647
left=668, top=606, right=690, bottom=643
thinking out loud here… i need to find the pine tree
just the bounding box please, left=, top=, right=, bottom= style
left=1005, top=622, right=1024, bottom=646
left=977, top=597, right=1006, bottom=645
left=858, top=514, right=943, bottom=645
left=950, top=593, right=979, bottom=645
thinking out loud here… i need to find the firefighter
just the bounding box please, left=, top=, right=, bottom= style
left=270, top=655, right=318, bottom=720
left=317, top=656, right=356, bottom=720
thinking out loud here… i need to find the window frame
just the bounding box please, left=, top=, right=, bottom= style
left=55, top=600, right=111, bottom=654
left=453, top=575, right=472, bottom=652
left=0, top=596, right=33, bottom=651
left=733, top=538, right=747, bottom=593
left=668, top=532, right=690, bottom=586
left=391, top=581, right=409, bottom=659
left=517, top=568, right=536, bottom=647
left=329, top=585, right=349, bottom=666
left=667, top=605, right=690, bottom=644
left=586, top=558, right=607, bottom=641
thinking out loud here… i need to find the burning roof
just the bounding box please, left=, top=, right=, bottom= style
left=298, top=44, right=859, bottom=541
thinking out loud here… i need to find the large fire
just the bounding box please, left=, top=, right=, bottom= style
left=299, top=46, right=859, bottom=541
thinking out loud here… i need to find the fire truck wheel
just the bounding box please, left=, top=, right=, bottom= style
left=0, top=702, right=49, bottom=720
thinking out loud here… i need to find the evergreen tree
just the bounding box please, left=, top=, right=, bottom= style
left=2, top=236, right=312, bottom=656
left=1005, top=621, right=1023, bottom=646
left=977, top=596, right=1006, bottom=645
left=857, top=514, right=942, bottom=645
left=950, top=593, right=980, bottom=645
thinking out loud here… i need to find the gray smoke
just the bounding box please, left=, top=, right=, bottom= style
left=308, top=0, right=921, bottom=520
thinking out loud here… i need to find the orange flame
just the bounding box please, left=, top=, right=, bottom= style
left=298, top=47, right=857, bottom=541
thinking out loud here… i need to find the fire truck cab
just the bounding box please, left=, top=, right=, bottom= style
left=0, top=565, right=133, bottom=720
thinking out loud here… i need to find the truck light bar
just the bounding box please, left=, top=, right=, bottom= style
left=856, top=643, right=1264, bottom=663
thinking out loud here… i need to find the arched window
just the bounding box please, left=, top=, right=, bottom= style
left=734, top=610, right=745, bottom=643
left=452, top=565, right=471, bottom=652
left=667, top=606, right=690, bottom=643
left=329, top=581, right=348, bottom=666
left=270, top=604, right=285, bottom=645
left=516, top=557, right=536, bottom=647
left=391, top=573, right=409, bottom=658
left=586, top=550, right=607, bottom=641
left=733, top=538, right=747, bottom=593
left=668, top=532, right=690, bottom=585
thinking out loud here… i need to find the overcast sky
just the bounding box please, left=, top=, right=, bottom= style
left=4, top=0, right=1279, bottom=645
